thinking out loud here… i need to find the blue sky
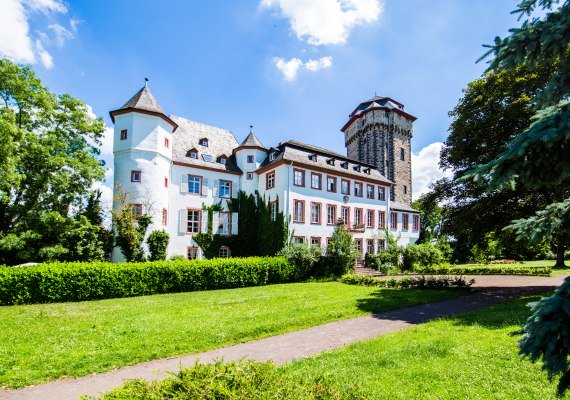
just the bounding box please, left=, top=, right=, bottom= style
left=0, top=0, right=522, bottom=203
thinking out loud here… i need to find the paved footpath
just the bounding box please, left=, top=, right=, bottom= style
left=1, top=274, right=566, bottom=400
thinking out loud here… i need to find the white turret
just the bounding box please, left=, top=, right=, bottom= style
left=110, top=83, right=178, bottom=261
left=234, top=128, right=267, bottom=194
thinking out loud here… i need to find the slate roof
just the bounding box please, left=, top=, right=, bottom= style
left=390, top=201, right=419, bottom=213
left=259, top=140, right=392, bottom=185
left=239, top=132, right=265, bottom=148
left=120, top=86, right=165, bottom=114
left=171, top=115, right=242, bottom=174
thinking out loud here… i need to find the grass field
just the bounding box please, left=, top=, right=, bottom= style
left=0, top=282, right=464, bottom=389
left=455, top=259, right=570, bottom=276
left=282, top=294, right=568, bottom=399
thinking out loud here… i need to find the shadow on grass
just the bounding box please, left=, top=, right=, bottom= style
left=354, top=284, right=557, bottom=329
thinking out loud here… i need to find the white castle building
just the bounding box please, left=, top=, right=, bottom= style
left=110, top=84, right=419, bottom=261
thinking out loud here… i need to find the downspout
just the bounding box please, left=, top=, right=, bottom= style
left=286, top=161, right=293, bottom=244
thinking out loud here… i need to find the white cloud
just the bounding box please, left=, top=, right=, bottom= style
left=100, top=126, right=114, bottom=156
left=411, top=142, right=451, bottom=200
left=274, top=56, right=333, bottom=81
left=0, top=0, right=70, bottom=68
left=261, top=0, right=382, bottom=46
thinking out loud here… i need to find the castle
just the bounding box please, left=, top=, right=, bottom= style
left=110, top=85, right=419, bottom=261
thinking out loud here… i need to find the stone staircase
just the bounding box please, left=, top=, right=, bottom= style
left=354, top=265, right=384, bottom=277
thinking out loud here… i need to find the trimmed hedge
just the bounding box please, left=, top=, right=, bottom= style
left=413, top=264, right=552, bottom=276
left=340, top=274, right=474, bottom=289
left=0, top=257, right=296, bottom=305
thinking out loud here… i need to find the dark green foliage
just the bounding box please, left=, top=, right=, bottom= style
left=402, top=243, right=446, bottom=271
left=93, top=360, right=360, bottom=400
left=0, top=59, right=107, bottom=265
left=195, top=192, right=287, bottom=258
left=325, top=224, right=357, bottom=275
left=519, top=276, right=570, bottom=395
left=0, top=257, right=296, bottom=305
left=340, top=273, right=474, bottom=289
left=278, top=243, right=322, bottom=279
left=413, top=264, right=552, bottom=276
left=146, top=230, right=169, bottom=261
left=412, top=195, right=443, bottom=244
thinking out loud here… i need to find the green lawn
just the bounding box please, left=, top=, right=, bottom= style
left=0, top=282, right=464, bottom=389
left=282, top=294, right=568, bottom=399
left=455, top=259, right=570, bottom=276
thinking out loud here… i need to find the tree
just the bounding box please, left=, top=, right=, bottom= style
left=412, top=194, right=443, bottom=244
left=325, top=223, right=357, bottom=275
left=468, top=0, right=569, bottom=267
left=0, top=59, right=107, bottom=264
left=112, top=189, right=152, bottom=262
left=147, top=230, right=170, bottom=261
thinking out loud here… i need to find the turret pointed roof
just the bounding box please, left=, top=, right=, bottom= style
left=110, top=84, right=178, bottom=131
left=240, top=131, right=265, bottom=148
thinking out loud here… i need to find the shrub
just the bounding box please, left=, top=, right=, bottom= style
left=0, top=257, right=297, bottom=305
left=412, top=264, right=551, bottom=276
left=325, top=225, right=357, bottom=275
left=340, top=273, right=474, bottom=289
left=278, top=243, right=322, bottom=279
left=402, top=243, right=445, bottom=271
left=93, top=360, right=360, bottom=400
left=146, top=230, right=169, bottom=261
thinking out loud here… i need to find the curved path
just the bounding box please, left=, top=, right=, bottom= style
left=1, top=274, right=566, bottom=400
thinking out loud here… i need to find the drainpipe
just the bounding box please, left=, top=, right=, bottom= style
left=285, top=161, right=293, bottom=244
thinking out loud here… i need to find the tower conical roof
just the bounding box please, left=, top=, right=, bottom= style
left=240, top=131, right=265, bottom=148
left=120, top=85, right=165, bottom=114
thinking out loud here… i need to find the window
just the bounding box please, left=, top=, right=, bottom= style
left=120, top=129, right=128, bottom=140
left=187, top=210, right=201, bottom=234
left=403, top=185, right=408, bottom=194
left=294, top=169, right=305, bottom=187
left=366, top=210, right=374, bottom=228
left=202, top=154, right=214, bottom=163
left=164, top=137, right=170, bottom=148
left=390, top=212, right=398, bottom=229
left=310, top=237, right=321, bottom=247
left=355, top=239, right=363, bottom=254
left=327, top=176, right=336, bottom=192
left=247, top=155, right=254, bottom=163
left=164, top=177, right=168, bottom=188
left=326, top=204, right=336, bottom=225
left=340, top=161, right=348, bottom=169
left=400, top=148, right=405, bottom=161
left=219, top=180, right=231, bottom=198
left=341, top=206, right=350, bottom=225
left=378, top=239, right=386, bottom=251
left=188, top=175, right=201, bottom=195
left=309, top=154, right=317, bottom=162
left=269, top=153, right=276, bottom=161
left=266, top=171, right=275, bottom=189
left=379, top=211, right=386, bottom=229
left=354, top=182, right=363, bottom=197
left=311, top=173, right=322, bottom=190
left=187, top=246, right=199, bottom=260
left=219, top=212, right=231, bottom=235
left=413, top=214, right=420, bottom=231
left=293, top=200, right=305, bottom=223
left=270, top=201, right=277, bottom=221
left=354, top=208, right=363, bottom=225
left=219, top=246, right=231, bottom=258
left=310, top=202, right=321, bottom=224
left=366, top=239, right=375, bottom=255
left=219, top=156, right=227, bottom=164
left=187, top=149, right=198, bottom=159
left=247, top=172, right=254, bottom=180
left=367, top=184, right=374, bottom=199
left=130, top=170, right=141, bottom=182
left=341, top=179, right=350, bottom=195
left=131, top=203, right=142, bottom=216
left=162, top=208, right=168, bottom=226
left=199, top=138, right=209, bottom=147
left=402, top=213, right=409, bottom=230
left=378, top=186, right=386, bottom=201
left=293, top=236, right=305, bottom=244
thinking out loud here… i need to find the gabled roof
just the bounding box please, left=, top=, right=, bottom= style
left=390, top=201, right=419, bottom=213
left=109, top=85, right=178, bottom=130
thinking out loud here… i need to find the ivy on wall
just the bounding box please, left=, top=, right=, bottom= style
left=194, top=191, right=287, bottom=258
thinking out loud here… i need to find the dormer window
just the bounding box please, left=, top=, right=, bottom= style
left=326, top=158, right=335, bottom=166
left=309, top=153, right=317, bottom=162
left=364, top=167, right=371, bottom=175
left=217, top=155, right=228, bottom=164
left=186, top=149, right=198, bottom=159
left=199, top=138, right=209, bottom=147
left=353, top=165, right=361, bottom=172
left=340, top=161, right=348, bottom=169
left=269, top=152, right=276, bottom=161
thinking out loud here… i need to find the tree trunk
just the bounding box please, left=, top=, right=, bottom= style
left=554, top=242, right=567, bottom=268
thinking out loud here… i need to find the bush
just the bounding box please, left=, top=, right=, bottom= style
left=412, top=264, right=552, bottom=276
left=278, top=243, right=322, bottom=279
left=0, top=257, right=297, bottom=305
left=93, top=360, right=359, bottom=400
left=325, top=225, right=357, bottom=275
left=402, top=243, right=445, bottom=271
left=146, top=230, right=169, bottom=261
left=340, top=273, right=474, bottom=289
